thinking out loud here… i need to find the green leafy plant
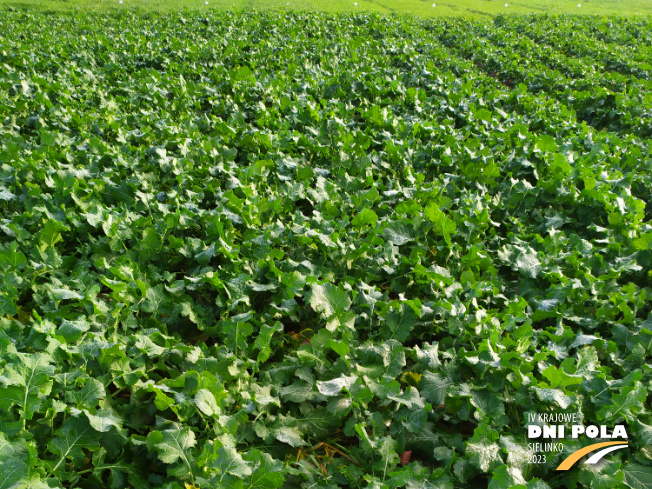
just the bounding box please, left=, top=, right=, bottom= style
left=0, top=9, right=650, bottom=489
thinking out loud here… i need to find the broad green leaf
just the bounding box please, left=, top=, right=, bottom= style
left=0, top=433, right=29, bottom=489
left=404, top=421, right=440, bottom=453
left=57, top=318, right=90, bottom=343
left=388, top=386, right=425, bottom=410
left=415, top=343, right=441, bottom=369
left=148, top=388, right=175, bottom=412
left=327, top=338, right=350, bottom=358
left=317, top=375, right=357, bottom=396
left=67, top=378, right=106, bottom=409
left=534, top=134, right=558, bottom=153
left=384, top=303, right=417, bottom=341
left=91, top=448, right=136, bottom=489
left=499, top=436, right=532, bottom=474
left=378, top=436, right=399, bottom=468
left=139, top=227, right=162, bottom=261
left=475, top=108, right=493, bottom=122
left=47, top=417, right=97, bottom=469
left=0, top=243, right=27, bottom=269
left=309, top=283, right=351, bottom=317
left=578, top=458, right=625, bottom=489
left=532, top=387, right=573, bottom=409
left=541, top=365, right=583, bottom=389
left=633, top=419, right=652, bottom=446
left=50, top=288, right=84, bottom=301
left=253, top=321, right=283, bottom=363
left=309, top=283, right=354, bottom=331
left=281, top=271, right=305, bottom=299
left=0, top=188, right=16, bottom=201
left=570, top=334, right=600, bottom=349
left=623, top=463, right=652, bottom=489
left=250, top=383, right=280, bottom=409
left=489, top=464, right=550, bottom=489
left=243, top=450, right=284, bottom=489
left=295, top=406, right=342, bottom=438
left=38, top=220, right=65, bottom=251
left=82, top=204, right=105, bottom=228
left=515, top=249, right=541, bottom=279
left=487, top=464, right=525, bottom=489
left=425, top=204, right=457, bottom=246
left=271, top=425, right=305, bottom=447
left=466, top=440, right=502, bottom=473
left=84, top=407, right=123, bottom=433
left=194, top=389, right=220, bottom=416
left=598, top=382, right=647, bottom=422
left=383, top=222, right=416, bottom=246
left=419, top=372, right=449, bottom=406
left=470, top=389, right=508, bottom=426
left=212, top=446, right=252, bottom=478
left=141, top=285, right=166, bottom=314
left=147, top=425, right=196, bottom=465
left=352, top=208, right=379, bottom=228
left=0, top=353, right=55, bottom=419
left=279, top=381, right=322, bottom=403
left=222, top=315, right=254, bottom=356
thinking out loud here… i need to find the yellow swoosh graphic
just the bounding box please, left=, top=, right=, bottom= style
left=556, top=441, right=628, bottom=470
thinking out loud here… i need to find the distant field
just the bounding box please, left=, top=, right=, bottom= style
left=2, top=0, right=652, bottom=16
